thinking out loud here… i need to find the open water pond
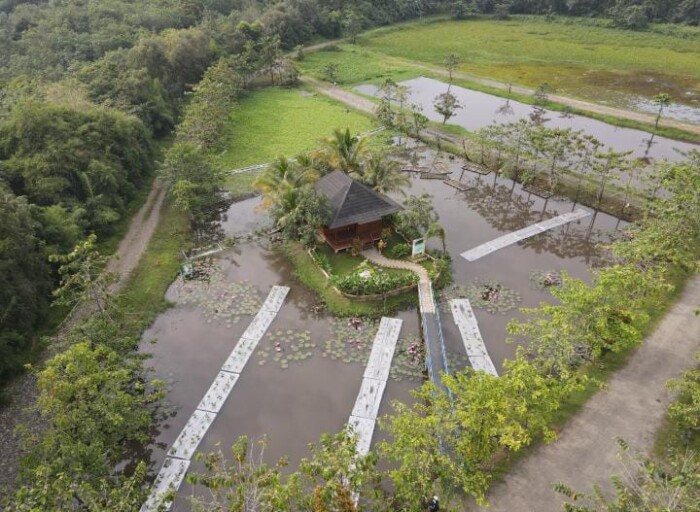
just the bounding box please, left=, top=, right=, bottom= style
left=390, top=141, right=623, bottom=370
left=140, top=142, right=628, bottom=507
left=355, top=77, right=698, bottom=161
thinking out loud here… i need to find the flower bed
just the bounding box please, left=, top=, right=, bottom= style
left=330, top=261, right=419, bottom=296
left=309, top=247, right=418, bottom=299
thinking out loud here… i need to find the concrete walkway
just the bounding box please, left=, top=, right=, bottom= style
left=363, top=248, right=430, bottom=283
left=363, top=249, right=451, bottom=391
left=481, top=275, right=700, bottom=512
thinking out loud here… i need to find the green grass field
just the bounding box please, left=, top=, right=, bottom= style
left=211, top=87, right=376, bottom=171
left=358, top=17, right=700, bottom=108
left=212, top=87, right=387, bottom=195
left=298, top=46, right=419, bottom=86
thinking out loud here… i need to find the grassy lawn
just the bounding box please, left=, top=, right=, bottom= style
left=211, top=87, right=376, bottom=172
left=358, top=16, right=700, bottom=108
left=298, top=45, right=420, bottom=86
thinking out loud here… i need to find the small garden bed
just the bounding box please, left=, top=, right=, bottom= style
left=311, top=244, right=419, bottom=298
left=282, top=243, right=417, bottom=318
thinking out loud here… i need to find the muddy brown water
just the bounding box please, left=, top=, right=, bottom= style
left=355, top=77, right=698, bottom=161
left=140, top=147, right=626, bottom=507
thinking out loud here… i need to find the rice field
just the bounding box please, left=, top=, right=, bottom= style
left=357, top=17, right=700, bottom=108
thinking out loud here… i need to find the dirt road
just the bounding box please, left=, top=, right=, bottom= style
left=480, top=276, right=700, bottom=512
left=0, top=179, right=167, bottom=492
left=303, top=77, right=462, bottom=147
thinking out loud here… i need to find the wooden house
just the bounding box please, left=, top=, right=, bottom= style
left=314, top=170, right=403, bottom=253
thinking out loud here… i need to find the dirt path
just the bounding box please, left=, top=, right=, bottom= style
left=0, top=179, right=167, bottom=493
left=303, top=77, right=462, bottom=147
left=107, top=180, right=166, bottom=288
left=480, top=275, right=700, bottom=512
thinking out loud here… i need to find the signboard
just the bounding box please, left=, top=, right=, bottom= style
left=411, top=238, right=426, bottom=258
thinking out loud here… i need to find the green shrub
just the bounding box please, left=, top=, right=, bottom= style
left=385, top=243, right=411, bottom=259
left=313, top=250, right=333, bottom=275
left=331, top=263, right=418, bottom=295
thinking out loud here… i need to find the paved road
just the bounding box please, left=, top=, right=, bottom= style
left=480, top=276, right=700, bottom=512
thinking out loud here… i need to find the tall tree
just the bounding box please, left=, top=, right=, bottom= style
left=160, top=142, right=222, bottom=221
left=351, top=152, right=409, bottom=194
left=0, top=189, right=51, bottom=379
left=433, top=90, right=463, bottom=124
left=443, top=53, right=460, bottom=91
left=652, top=92, right=671, bottom=130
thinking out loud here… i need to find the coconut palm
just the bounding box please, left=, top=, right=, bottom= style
left=323, top=128, right=367, bottom=173
left=426, top=222, right=447, bottom=255
left=296, top=150, right=331, bottom=178
left=352, top=152, right=409, bottom=195
left=254, top=156, right=319, bottom=209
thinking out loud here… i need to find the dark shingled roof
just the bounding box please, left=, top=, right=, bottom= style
left=315, top=170, right=403, bottom=230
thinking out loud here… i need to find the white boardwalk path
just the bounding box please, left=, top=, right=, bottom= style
left=460, top=209, right=591, bottom=262
left=449, top=299, right=498, bottom=376
left=140, top=285, right=290, bottom=512
left=348, top=317, right=402, bottom=456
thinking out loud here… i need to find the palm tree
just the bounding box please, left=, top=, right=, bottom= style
left=323, top=128, right=367, bottom=173
left=254, top=156, right=319, bottom=209
left=426, top=222, right=447, bottom=255
left=296, top=150, right=331, bottom=178
left=352, top=152, right=409, bottom=195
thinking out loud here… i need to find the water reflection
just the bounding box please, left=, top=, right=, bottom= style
left=355, top=77, right=698, bottom=161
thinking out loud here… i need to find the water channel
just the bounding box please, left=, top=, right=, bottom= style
left=355, top=77, right=698, bottom=162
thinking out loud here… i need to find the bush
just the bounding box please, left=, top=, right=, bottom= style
left=313, top=250, right=333, bottom=275
left=385, top=242, right=411, bottom=259
left=331, top=263, right=418, bottom=295
left=611, top=5, right=650, bottom=30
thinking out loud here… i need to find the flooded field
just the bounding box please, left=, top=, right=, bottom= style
left=355, top=77, right=698, bottom=161
left=140, top=142, right=628, bottom=508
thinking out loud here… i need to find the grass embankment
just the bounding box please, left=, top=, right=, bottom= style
left=283, top=243, right=416, bottom=318
left=211, top=87, right=379, bottom=196
left=299, top=40, right=700, bottom=143
left=359, top=16, right=700, bottom=110
left=115, top=202, right=190, bottom=335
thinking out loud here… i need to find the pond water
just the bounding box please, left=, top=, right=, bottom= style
left=140, top=142, right=628, bottom=508
left=219, top=195, right=270, bottom=237
left=354, top=77, right=698, bottom=161
left=630, top=96, right=700, bottom=125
